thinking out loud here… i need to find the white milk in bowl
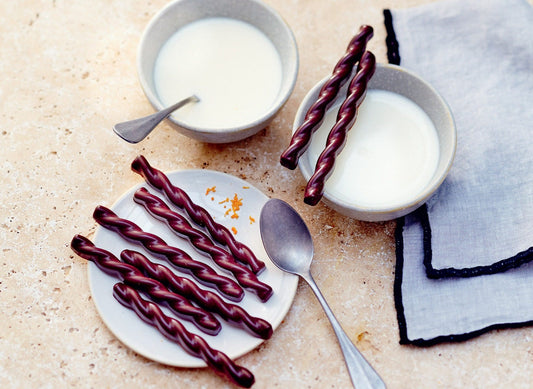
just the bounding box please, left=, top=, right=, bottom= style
left=153, top=17, right=283, bottom=130
left=306, top=89, right=440, bottom=209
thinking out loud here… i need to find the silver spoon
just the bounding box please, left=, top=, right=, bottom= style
left=113, top=95, right=199, bottom=143
left=260, top=198, right=386, bottom=389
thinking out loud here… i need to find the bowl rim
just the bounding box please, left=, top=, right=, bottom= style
left=136, top=0, right=299, bottom=137
left=295, top=63, right=456, bottom=219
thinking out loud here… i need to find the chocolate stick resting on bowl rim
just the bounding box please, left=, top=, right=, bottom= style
left=304, top=51, right=376, bottom=206
left=280, top=25, right=374, bottom=170
left=113, top=282, right=255, bottom=388
left=131, top=155, right=266, bottom=275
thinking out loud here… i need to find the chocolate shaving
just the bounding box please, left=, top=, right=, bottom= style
left=304, top=51, right=376, bottom=206
left=280, top=25, right=374, bottom=170
left=131, top=155, right=266, bottom=275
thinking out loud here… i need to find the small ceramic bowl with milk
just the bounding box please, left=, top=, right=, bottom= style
left=296, top=63, right=456, bottom=222
left=137, top=0, right=298, bottom=143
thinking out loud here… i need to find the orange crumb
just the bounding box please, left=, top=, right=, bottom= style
left=231, top=193, right=242, bottom=211
left=205, top=186, right=216, bottom=196
left=229, top=193, right=243, bottom=219
left=249, top=216, right=255, bottom=224
left=219, top=198, right=229, bottom=204
left=242, top=186, right=250, bottom=189
left=231, top=226, right=238, bottom=235
left=211, top=197, right=214, bottom=201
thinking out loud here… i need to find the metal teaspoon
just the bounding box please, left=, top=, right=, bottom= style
left=259, top=198, right=386, bottom=389
left=113, top=95, right=199, bottom=143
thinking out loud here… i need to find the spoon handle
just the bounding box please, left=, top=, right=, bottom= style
left=113, top=95, right=199, bottom=143
left=304, top=272, right=386, bottom=389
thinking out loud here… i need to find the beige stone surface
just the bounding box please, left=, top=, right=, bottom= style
left=1, top=1, right=532, bottom=388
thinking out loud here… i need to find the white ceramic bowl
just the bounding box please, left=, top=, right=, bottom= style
left=137, top=0, right=298, bottom=143
left=295, top=63, right=456, bottom=222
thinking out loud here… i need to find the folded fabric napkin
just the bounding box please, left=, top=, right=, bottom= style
left=384, top=0, right=533, bottom=345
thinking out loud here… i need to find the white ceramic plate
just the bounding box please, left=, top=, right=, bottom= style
left=90, top=169, right=298, bottom=367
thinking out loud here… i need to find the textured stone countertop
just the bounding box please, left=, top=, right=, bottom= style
left=1, top=1, right=532, bottom=388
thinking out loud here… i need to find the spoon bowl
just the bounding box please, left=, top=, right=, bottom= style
left=260, top=198, right=386, bottom=389
left=260, top=199, right=314, bottom=275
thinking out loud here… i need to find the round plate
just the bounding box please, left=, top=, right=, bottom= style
left=90, top=169, right=298, bottom=367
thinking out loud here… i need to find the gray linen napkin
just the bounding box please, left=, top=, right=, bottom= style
left=386, top=0, right=533, bottom=345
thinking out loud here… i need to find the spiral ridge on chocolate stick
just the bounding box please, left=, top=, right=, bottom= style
left=93, top=205, right=245, bottom=302
left=70, top=235, right=221, bottom=335
left=112, top=283, right=255, bottom=388
left=121, top=249, right=273, bottom=340
left=131, top=155, right=266, bottom=275
left=280, top=25, right=374, bottom=170
left=134, top=188, right=273, bottom=302
left=304, top=51, right=377, bottom=206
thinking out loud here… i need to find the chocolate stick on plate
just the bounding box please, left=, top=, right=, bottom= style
left=131, top=155, right=266, bottom=275
left=93, top=205, right=245, bottom=302
left=113, top=282, right=255, bottom=388
left=133, top=187, right=273, bottom=302
left=280, top=25, right=374, bottom=170
left=70, top=235, right=222, bottom=335
left=120, top=249, right=273, bottom=340
left=304, top=51, right=376, bottom=206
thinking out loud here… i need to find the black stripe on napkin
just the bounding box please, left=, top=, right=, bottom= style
left=383, top=10, right=400, bottom=65
left=421, top=208, right=533, bottom=278
left=394, top=205, right=533, bottom=346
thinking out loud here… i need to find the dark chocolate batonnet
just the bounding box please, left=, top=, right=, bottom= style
left=134, top=187, right=273, bottom=302
left=131, top=155, right=266, bottom=275
left=113, top=282, right=255, bottom=388
left=93, top=205, right=245, bottom=302
left=71, top=235, right=272, bottom=339
left=120, top=249, right=273, bottom=340
left=70, top=234, right=221, bottom=335
left=280, top=25, right=374, bottom=170
left=304, top=51, right=377, bottom=206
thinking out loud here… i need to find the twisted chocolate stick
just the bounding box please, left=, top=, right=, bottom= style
left=71, top=235, right=221, bottom=335
left=121, top=250, right=273, bottom=339
left=131, top=155, right=266, bottom=275
left=113, top=283, right=255, bottom=388
left=93, top=205, right=244, bottom=302
left=304, top=51, right=376, bottom=206
left=134, top=188, right=273, bottom=302
left=280, top=25, right=374, bottom=170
